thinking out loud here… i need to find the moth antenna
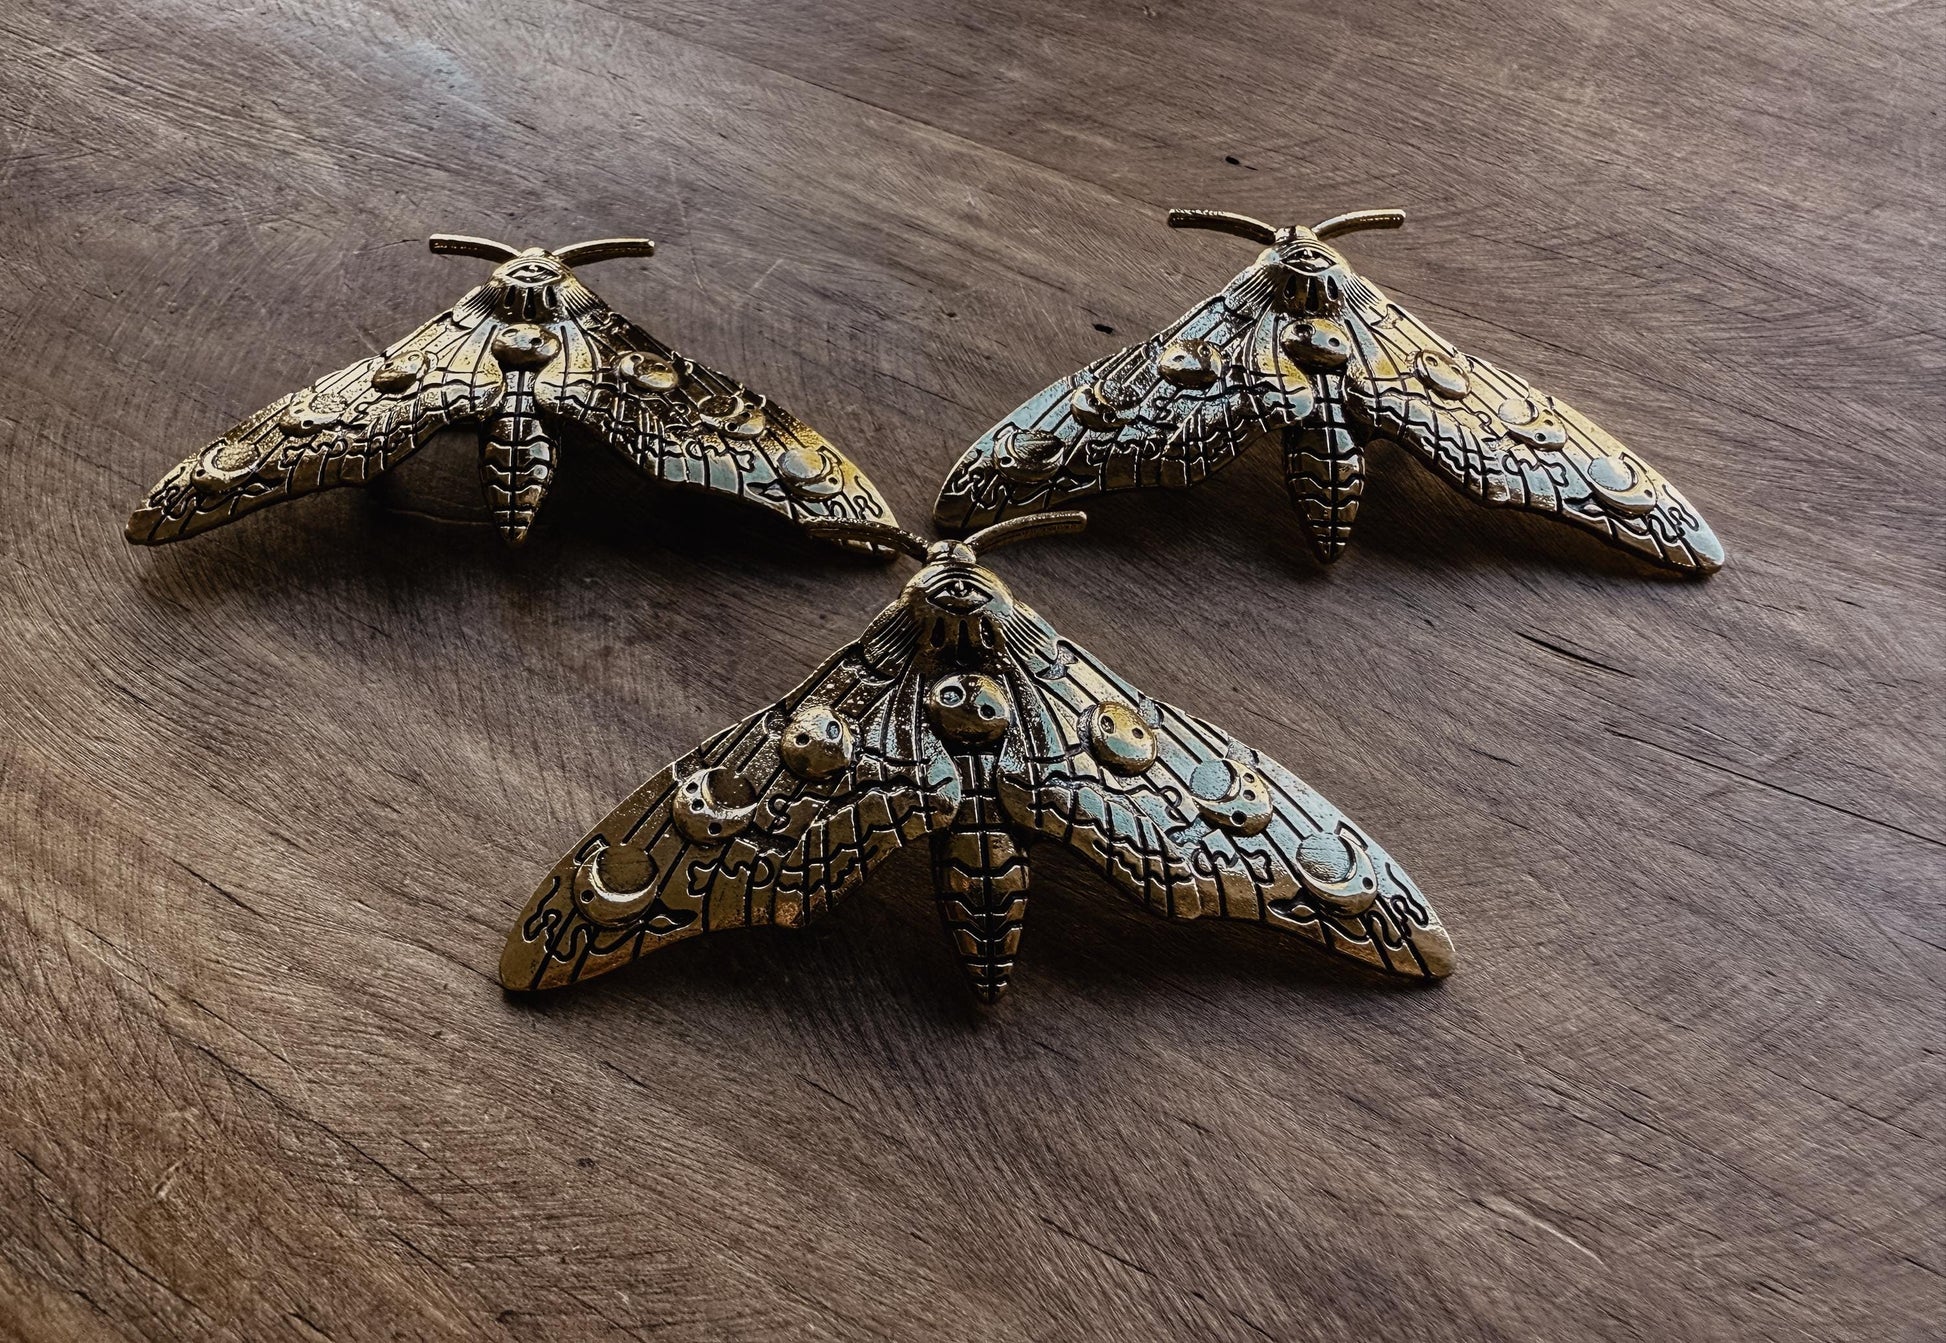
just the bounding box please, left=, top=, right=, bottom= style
left=1166, top=209, right=1279, bottom=244
left=802, top=519, right=932, bottom=560
left=553, top=237, right=658, bottom=266
left=1312, top=209, right=1406, bottom=241
left=428, top=234, right=522, bottom=262
left=963, top=511, right=1088, bottom=557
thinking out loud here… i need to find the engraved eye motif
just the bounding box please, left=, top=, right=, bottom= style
left=502, top=260, right=562, bottom=286
left=671, top=767, right=760, bottom=843
left=1189, top=758, right=1273, bottom=836
left=1085, top=701, right=1157, bottom=774
left=927, top=673, right=1011, bottom=743
left=1288, top=246, right=1338, bottom=275
left=779, top=705, right=855, bottom=781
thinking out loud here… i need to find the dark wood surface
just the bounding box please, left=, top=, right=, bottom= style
left=4, top=2, right=1941, bottom=1339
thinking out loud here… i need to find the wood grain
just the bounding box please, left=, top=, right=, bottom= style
left=2, top=1, right=1941, bottom=1339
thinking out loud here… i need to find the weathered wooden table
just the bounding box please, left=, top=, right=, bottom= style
left=4, top=2, right=1940, bottom=1339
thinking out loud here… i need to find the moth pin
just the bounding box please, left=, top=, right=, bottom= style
left=127, top=234, right=894, bottom=547
left=501, top=512, right=1453, bottom=1003
left=935, top=208, right=1724, bottom=574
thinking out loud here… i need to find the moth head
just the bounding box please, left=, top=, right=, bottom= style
left=1165, top=207, right=1404, bottom=315
left=428, top=233, right=657, bottom=322
left=802, top=513, right=1087, bottom=670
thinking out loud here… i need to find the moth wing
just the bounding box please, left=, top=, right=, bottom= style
left=1331, top=277, right=1724, bottom=572
left=537, top=312, right=899, bottom=542
left=994, top=619, right=1452, bottom=979
left=933, top=271, right=1311, bottom=532
left=126, top=294, right=505, bottom=544
left=501, top=620, right=960, bottom=991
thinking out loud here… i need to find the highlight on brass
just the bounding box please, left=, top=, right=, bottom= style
left=501, top=511, right=1453, bottom=1004
left=126, top=233, right=896, bottom=549
left=934, top=206, right=1724, bottom=575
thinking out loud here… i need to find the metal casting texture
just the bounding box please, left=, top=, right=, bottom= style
left=126, top=235, right=896, bottom=548
left=934, top=208, right=1724, bottom=574
left=500, top=512, right=1454, bottom=1004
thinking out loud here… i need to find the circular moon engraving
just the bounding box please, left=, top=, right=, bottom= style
left=370, top=350, right=432, bottom=394
left=1294, top=830, right=1377, bottom=914
left=1585, top=454, right=1659, bottom=515
left=616, top=351, right=682, bottom=392
left=927, top=673, right=1011, bottom=744
left=277, top=393, right=344, bottom=437
left=1069, top=381, right=1136, bottom=431
left=994, top=426, right=1065, bottom=483
left=1495, top=395, right=1568, bottom=448
left=1414, top=349, right=1471, bottom=400
left=776, top=445, right=843, bottom=499
left=1279, top=319, right=1353, bottom=369
left=671, top=767, right=760, bottom=844
left=780, top=704, right=855, bottom=781
left=189, top=438, right=258, bottom=489
left=1085, top=701, right=1157, bottom=774
left=1156, top=338, right=1221, bottom=388
left=571, top=842, right=660, bottom=927
left=1188, top=758, right=1274, bottom=836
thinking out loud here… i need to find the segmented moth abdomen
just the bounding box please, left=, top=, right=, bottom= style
left=1282, top=382, right=1366, bottom=564
left=478, top=369, right=556, bottom=545
left=930, top=786, right=1031, bottom=1005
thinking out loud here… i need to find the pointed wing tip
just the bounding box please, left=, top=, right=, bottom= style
left=124, top=509, right=161, bottom=545
left=1410, top=923, right=1456, bottom=979
left=497, top=934, right=547, bottom=991
left=1686, top=522, right=1726, bottom=575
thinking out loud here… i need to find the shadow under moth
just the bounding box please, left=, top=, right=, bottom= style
left=934, top=208, right=1724, bottom=575
left=126, top=234, right=894, bottom=548
left=501, top=512, right=1453, bottom=1003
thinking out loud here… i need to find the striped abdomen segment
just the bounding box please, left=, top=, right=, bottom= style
left=482, top=323, right=565, bottom=546
left=479, top=369, right=555, bottom=545
left=931, top=786, right=1030, bottom=1004
left=1282, top=380, right=1366, bottom=564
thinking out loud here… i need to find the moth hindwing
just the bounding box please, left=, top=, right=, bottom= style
left=934, top=208, right=1723, bottom=575
left=501, top=515, right=1454, bottom=1004
left=126, top=233, right=896, bottom=549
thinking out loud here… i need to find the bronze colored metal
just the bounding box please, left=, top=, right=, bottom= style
left=500, top=512, right=1453, bottom=1003
left=126, top=235, right=896, bottom=548
left=934, top=208, right=1724, bottom=574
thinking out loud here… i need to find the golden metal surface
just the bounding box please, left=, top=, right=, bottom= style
left=934, top=208, right=1724, bottom=574
left=126, top=235, right=896, bottom=548
left=500, top=512, right=1453, bottom=1004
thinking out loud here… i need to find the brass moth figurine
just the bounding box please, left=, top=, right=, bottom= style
left=127, top=235, right=894, bottom=547
left=935, top=208, right=1724, bottom=574
left=501, top=512, right=1452, bottom=1003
